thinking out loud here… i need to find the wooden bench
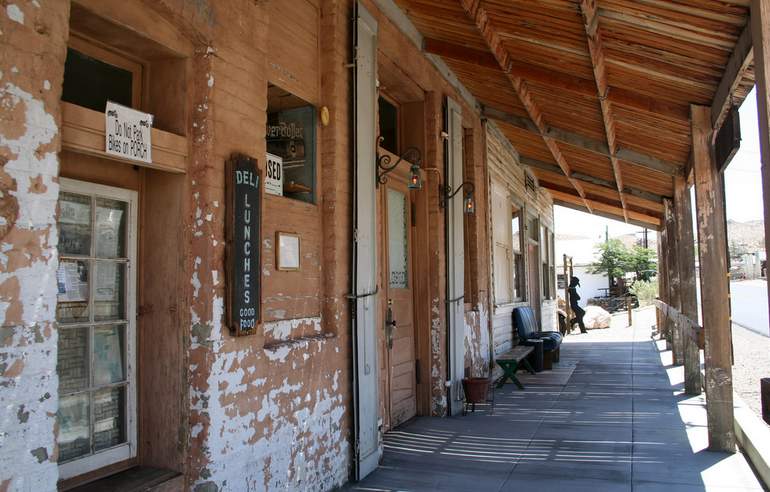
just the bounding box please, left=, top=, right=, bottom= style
left=495, top=345, right=536, bottom=390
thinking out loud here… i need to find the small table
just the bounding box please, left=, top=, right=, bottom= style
left=495, top=345, right=535, bottom=389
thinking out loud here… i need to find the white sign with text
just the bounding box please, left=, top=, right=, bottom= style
left=105, top=101, right=153, bottom=164
left=265, top=152, right=283, bottom=196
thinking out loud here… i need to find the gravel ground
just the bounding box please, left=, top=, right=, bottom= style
left=732, top=323, right=770, bottom=422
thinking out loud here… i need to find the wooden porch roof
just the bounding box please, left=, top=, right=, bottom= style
left=394, top=0, right=756, bottom=229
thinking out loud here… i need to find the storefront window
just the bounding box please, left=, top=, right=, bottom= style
left=267, top=84, right=317, bottom=204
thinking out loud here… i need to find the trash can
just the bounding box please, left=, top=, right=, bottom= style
left=526, top=339, right=544, bottom=373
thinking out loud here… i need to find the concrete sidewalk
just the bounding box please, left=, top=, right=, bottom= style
left=345, top=313, right=764, bottom=491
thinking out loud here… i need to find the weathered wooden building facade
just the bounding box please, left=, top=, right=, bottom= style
left=0, top=0, right=564, bottom=490
left=2, top=0, right=768, bottom=490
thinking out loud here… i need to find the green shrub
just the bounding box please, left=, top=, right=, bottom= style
left=629, top=279, right=658, bottom=306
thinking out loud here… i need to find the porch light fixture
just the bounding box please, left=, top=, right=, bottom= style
left=376, top=137, right=423, bottom=189
left=441, top=181, right=476, bottom=215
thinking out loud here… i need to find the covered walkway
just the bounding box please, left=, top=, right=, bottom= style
left=348, top=309, right=763, bottom=491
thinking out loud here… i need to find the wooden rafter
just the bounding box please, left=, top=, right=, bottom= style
left=579, top=0, right=629, bottom=222
left=550, top=194, right=661, bottom=229
left=711, top=23, right=753, bottom=128
left=459, top=0, right=593, bottom=213
left=423, top=37, right=689, bottom=122
left=521, top=156, right=666, bottom=204
left=538, top=179, right=662, bottom=220
left=483, top=106, right=682, bottom=176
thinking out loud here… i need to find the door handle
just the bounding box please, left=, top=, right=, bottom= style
left=385, top=300, right=396, bottom=350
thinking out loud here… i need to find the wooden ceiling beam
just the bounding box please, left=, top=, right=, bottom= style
left=580, top=0, right=629, bottom=223
left=539, top=178, right=662, bottom=219
left=458, top=0, right=594, bottom=213
left=710, top=22, right=753, bottom=129
left=553, top=198, right=661, bottom=230
left=424, top=37, right=690, bottom=122
left=483, top=106, right=683, bottom=176
left=521, top=155, right=667, bottom=204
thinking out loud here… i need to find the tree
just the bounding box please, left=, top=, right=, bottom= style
left=589, top=240, right=658, bottom=288
left=627, top=245, right=657, bottom=281
left=588, top=239, right=630, bottom=286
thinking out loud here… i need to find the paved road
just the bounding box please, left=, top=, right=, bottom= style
left=730, top=280, right=770, bottom=337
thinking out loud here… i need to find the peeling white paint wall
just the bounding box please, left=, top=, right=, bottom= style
left=0, top=81, right=61, bottom=489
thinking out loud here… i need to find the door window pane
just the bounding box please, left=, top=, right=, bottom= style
left=93, top=386, right=126, bottom=452
left=93, top=325, right=125, bottom=385
left=387, top=189, right=408, bottom=289
left=93, top=262, right=125, bottom=321
left=58, top=393, right=91, bottom=462
left=59, top=193, right=91, bottom=256
left=57, top=260, right=90, bottom=323
left=58, top=327, right=89, bottom=393
left=95, top=198, right=126, bottom=258
left=56, top=185, right=132, bottom=468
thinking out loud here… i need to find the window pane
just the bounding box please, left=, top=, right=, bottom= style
left=62, top=48, right=133, bottom=112
left=58, top=327, right=89, bottom=394
left=387, top=189, right=408, bottom=289
left=58, top=393, right=90, bottom=462
left=378, top=97, right=398, bottom=154
left=93, top=325, right=125, bottom=386
left=56, top=260, right=90, bottom=323
left=93, top=262, right=125, bottom=321
left=93, top=386, right=126, bottom=452
left=266, top=89, right=317, bottom=204
left=511, top=210, right=521, bottom=255
left=59, top=193, right=91, bottom=256
left=95, top=198, right=127, bottom=258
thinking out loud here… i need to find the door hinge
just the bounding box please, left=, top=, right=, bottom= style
left=353, top=228, right=359, bottom=242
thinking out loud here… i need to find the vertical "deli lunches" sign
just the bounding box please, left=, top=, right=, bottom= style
left=226, top=154, right=262, bottom=336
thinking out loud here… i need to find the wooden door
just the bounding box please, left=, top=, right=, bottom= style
left=379, top=171, right=417, bottom=430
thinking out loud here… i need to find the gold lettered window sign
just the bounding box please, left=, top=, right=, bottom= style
left=225, top=154, right=262, bottom=336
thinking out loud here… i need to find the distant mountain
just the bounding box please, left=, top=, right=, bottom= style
left=727, top=219, right=765, bottom=252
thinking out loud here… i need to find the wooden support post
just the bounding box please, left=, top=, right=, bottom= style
left=655, top=232, right=663, bottom=338
left=674, top=176, right=702, bottom=395
left=751, top=0, right=770, bottom=334
left=658, top=229, right=671, bottom=346
left=664, top=199, right=684, bottom=365
left=692, top=104, right=736, bottom=452
left=627, top=296, right=633, bottom=327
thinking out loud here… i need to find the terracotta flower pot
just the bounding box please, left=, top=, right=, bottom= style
left=462, top=377, right=489, bottom=403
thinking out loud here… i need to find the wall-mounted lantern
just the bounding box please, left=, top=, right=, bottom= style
left=441, top=181, right=475, bottom=215
left=376, top=137, right=423, bottom=189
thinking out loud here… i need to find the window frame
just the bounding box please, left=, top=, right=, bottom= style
left=57, top=178, right=138, bottom=481
left=377, top=93, right=401, bottom=155
left=67, top=33, right=144, bottom=110
left=510, top=202, right=525, bottom=303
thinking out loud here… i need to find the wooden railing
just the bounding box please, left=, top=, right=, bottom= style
left=654, top=299, right=704, bottom=349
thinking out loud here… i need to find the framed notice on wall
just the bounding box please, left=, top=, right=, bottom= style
left=276, top=232, right=300, bottom=271
left=225, top=154, right=262, bottom=336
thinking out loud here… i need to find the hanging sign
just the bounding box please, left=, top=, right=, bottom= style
left=265, top=153, right=283, bottom=196
left=105, top=101, right=153, bottom=164
left=225, top=154, right=262, bottom=336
